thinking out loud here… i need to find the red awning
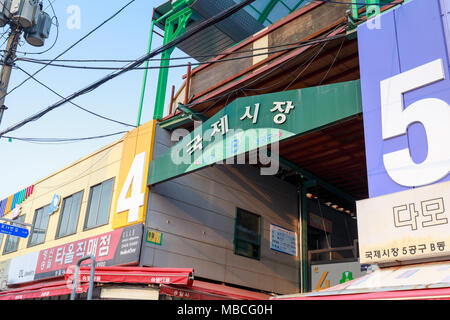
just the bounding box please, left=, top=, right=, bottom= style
left=273, top=286, right=450, bottom=300
left=160, top=280, right=270, bottom=300
left=65, top=266, right=194, bottom=286
left=0, top=279, right=89, bottom=300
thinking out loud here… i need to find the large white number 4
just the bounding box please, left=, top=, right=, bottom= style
left=116, top=152, right=146, bottom=223
left=381, top=59, right=450, bottom=187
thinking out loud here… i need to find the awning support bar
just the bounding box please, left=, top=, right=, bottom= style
left=70, top=255, right=96, bottom=300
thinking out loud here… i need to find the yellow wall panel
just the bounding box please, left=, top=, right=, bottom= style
left=112, top=120, right=156, bottom=229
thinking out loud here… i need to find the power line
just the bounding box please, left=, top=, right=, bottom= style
left=0, top=0, right=258, bottom=137
left=183, top=23, right=347, bottom=114
left=15, top=33, right=348, bottom=71
left=3, top=0, right=137, bottom=102
left=14, top=65, right=136, bottom=128
left=14, top=29, right=348, bottom=64
left=2, top=130, right=127, bottom=144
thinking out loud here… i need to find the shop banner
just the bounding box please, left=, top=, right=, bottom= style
left=148, top=80, right=362, bottom=185
left=358, top=0, right=450, bottom=198
left=357, top=181, right=450, bottom=265
left=6, top=224, right=142, bottom=285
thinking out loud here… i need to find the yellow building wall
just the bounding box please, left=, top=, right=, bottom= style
left=0, top=138, right=123, bottom=261
left=0, top=120, right=156, bottom=263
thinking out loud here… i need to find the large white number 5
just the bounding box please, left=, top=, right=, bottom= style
left=116, top=152, right=146, bottom=223
left=381, top=59, right=450, bottom=187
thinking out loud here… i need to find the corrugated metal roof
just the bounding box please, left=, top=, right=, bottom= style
left=154, top=0, right=310, bottom=61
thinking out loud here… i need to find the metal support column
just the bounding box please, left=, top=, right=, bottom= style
left=70, top=255, right=96, bottom=300
left=153, top=6, right=192, bottom=121
left=300, top=179, right=317, bottom=293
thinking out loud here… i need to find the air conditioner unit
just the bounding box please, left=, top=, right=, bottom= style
left=9, top=0, right=39, bottom=28
left=24, top=10, right=51, bottom=47
left=0, top=0, right=12, bottom=27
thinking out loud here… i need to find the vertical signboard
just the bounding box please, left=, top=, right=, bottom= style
left=112, top=120, right=156, bottom=229
left=358, top=0, right=450, bottom=198
left=357, top=0, right=450, bottom=265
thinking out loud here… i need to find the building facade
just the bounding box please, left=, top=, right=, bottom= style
left=3, top=0, right=444, bottom=301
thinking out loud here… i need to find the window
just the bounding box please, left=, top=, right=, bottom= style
left=84, top=178, right=114, bottom=230
left=28, top=205, right=50, bottom=247
left=3, top=215, right=25, bottom=254
left=56, top=191, right=83, bottom=238
left=234, top=208, right=261, bottom=260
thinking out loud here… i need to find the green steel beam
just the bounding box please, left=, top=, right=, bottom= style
left=137, top=20, right=155, bottom=127
left=153, top=6, right=193, bottom=121
left=258, top=0, right=280, bottom=24
left=159, top=113, right=194, bottom=130
left=279, top=157, right=356, bottom=203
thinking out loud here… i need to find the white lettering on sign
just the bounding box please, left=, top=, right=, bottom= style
left=116, top=152, right=146, bottom=224
left=210, top=115, right=229, bottom=137
left=240, top=103, right=260, bottom=124
left=186, top=134, right=203, bottom=155
left=270, top=101, right=295, bottom=124
left=380, top=59, right=450, bottom=187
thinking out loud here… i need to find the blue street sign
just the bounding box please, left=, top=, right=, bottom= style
left=0, top=222, right=29, bottom=238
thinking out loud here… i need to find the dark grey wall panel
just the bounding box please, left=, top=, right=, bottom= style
left=144, top=126, right=300, bottom=294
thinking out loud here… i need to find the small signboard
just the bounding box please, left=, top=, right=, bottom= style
left=357, top=180, right=450, bottom=265
left=146, top=230, right=163, bottom=246
left=270, top=224, right=297, bottom=256
left=0, top=222, right=29, bottom=238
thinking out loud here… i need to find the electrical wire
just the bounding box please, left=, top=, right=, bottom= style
left=3, top=0, right=137, bottom=102
left=14, top=33, right=348, bottom=71
left=2, top=130, right=127, bottom=144
left=183, top=22, right=347, bottom=115
left=14, top=65, right=136, bottom=128
left=318, top=36, right=345, bottom=85
left=282, top=39, right=329, bottom=91
left=14, top=28, right=347, bottom=64
left=0, top=0, right=258, bottom=137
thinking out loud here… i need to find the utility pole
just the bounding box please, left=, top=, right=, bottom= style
left=0, top=27, right=21, bottom=127
left=0, top=0, right=53, bottom=128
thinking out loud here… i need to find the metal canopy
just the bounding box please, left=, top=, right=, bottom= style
left=154, top=0, right=310, bottom=61
left=148, top=79, right=363, bottom=187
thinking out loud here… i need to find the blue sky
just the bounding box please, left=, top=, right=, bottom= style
left=0, top=0, right=193, bottom=198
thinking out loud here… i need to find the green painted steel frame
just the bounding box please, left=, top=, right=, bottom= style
left=153, top=6, right=193, bottom=121
left=148, top=79, right=363, bottom=186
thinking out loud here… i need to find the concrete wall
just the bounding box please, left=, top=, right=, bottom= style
left=141, top=126, right=300, bottom=294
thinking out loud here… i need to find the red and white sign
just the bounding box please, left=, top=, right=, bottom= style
left=7, top=224, right=142, bottom=285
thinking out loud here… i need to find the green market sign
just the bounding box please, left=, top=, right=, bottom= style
left=148, top=80, right=362, bottom=185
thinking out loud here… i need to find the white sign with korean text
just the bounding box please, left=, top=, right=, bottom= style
left=270, top=224, right=297, bottom=256
left=357, top=180, right=450, bottom=265
left=7, top=251, right=39, bottom=285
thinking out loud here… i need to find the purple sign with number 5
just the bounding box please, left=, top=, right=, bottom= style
left=358, top=0, right=450, bottom=198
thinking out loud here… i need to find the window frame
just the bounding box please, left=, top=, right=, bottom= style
left=83, top=177, right=115, bottom=231
left=3, top=215, right=26, bottom=255
left=27, top=204, right=51, bottom=248
left=55, top=190, right=84, bottom=239
left=234, top=207, right=262, bottom=260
